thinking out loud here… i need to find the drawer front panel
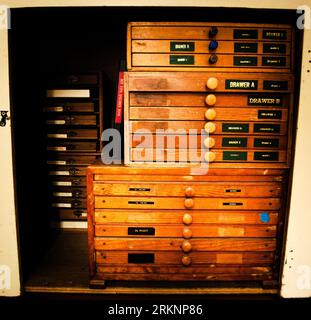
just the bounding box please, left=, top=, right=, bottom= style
left=46, top=129, right=98, bottom=140
left=47, top=154, right=97, bottom=166
left=49, top=176, right=86, bottom=187
left=51, top=187, right=86, bottom=198
left=51, top=208, right=87, bottom=220
left=47, top=73, right=98, bottom=85
left=43, top=102, right=95, bottom=113
left=51, top=198, right=86, bottom=209
left=45, top=115, right=97, bottom=126
left=46, top=141, right=97, bottom=152
left=48, top=166, right=86, bottom=176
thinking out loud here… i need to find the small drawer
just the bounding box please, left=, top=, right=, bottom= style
left=45, top=115, right=97, bottom=126
left=46, top=141, right=97, bottom=152
left=46, top=129, right=98, bottom=140
left=50, top=208, right=87, bottom=220
left=47, top=154, right=97, bottom=166
left=48, top=165, right=86, bottom=176
left=49, top=176, right=86, bottom=187
left=51, top=198, right=86, bottom=209
left=43, top=102, right=95, bottom=113
left=51, top=187, right=86, bottom=199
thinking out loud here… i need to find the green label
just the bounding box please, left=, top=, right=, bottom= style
left=223, top=151, right=247, bottom=161
left=222, top=137, right=247, bottom=147
left=262, top=56, right=286, bottom=66
left=254, top=123, right=281, bottom=133
left=170, top=42, right=195, bottom=52
left=248, top=95, right=282, bottom=106
left=234, top=56, right=258, bottom=66
left=254, top=138, right=279, bottom=148
left=263, top=43, right=286, bottom=54
left=258, top=110, right=282, bottom=119
left=254, top=152, right=279, bottom=161
left=263, top=81, right=288, bottom=91
left=169, top=55, right=194, bottom=65
left=263, top=30, right=287, bottom=40
left=234, top=29, right=258, bottom=39
left=222, top=123, right=249, bottom=133
left=234, top=43, right=258, bottom=53
left=225, top=79, right=258, bottom=90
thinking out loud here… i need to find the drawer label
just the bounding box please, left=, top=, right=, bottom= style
left=222, top=137, right=247, bottom=147
left=128, top=253, right=154, bottom=264
left=46, top=120, right=66, bottom=125
left=254, top=138, right=279, bottom=148
left=248, top=95, right=282, bottom=106
left=223, top=202, right=243, bottom=206
left=52, top=181, right=72, bottom=186
left=44, top=106, right=64, bottom=112
left=263, top=30, right=287, bottom=40
left=222, top=123, right=249, bottom=133
left=223, top=151, right=247, bottom=161
left=233, top=56, right=258, bottom=66
left=254, top=123, right=281, bottom=133
left=47, top=160, right=67, bottom=165
left=263, top=43, right=286, bottom=54
left=263, top=80, right=288, bottom=91
left=254, top=152, right=279, bottom=161
left=52, top=203, right=71, bottom=208
left=128, top=201, right=154, bottom=205
left=225, top=188, right=241, bottom=193
left=225, top=79, right=258, bottom=90
left=53, top=192, right=72, bottom=197
left=260, top=212, right=270, bottom=223
left=128, top=187, right=151, bottom=192
left=128, top=227, right=155, bottom=236
left=47, top=146, right=67, bottom=151
left=234, top=42, right=258, bottom=53
left=49, top=171, right=70, bottom=176
left=47, top=133, right=68, bottom=139
left=262, top=56, right=286, bottom=67
left=234, top=29, right=258, bottom=39
left=169, top=55, right=194, bottom=65
left=170, top=42, right=195, bottom=52
left=258, top=110, right=282, bottom=119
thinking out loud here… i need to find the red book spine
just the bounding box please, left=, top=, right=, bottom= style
left=115, top=71, right=124, bottom=125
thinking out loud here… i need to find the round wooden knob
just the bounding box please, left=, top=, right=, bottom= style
left=204, top=122, right=216, bottom=133
left=205, top=94, right=217, bottom=106
left=205, top=109, right=217, bottom=120
left=182, top=227, right=192, bottom=239
left=204, top=137, right=215, bottom=148
left=204, top=151, right=216, bottom=162
left=182, top=240, right=192, bottom=253
left=206, top=77, right=218, bottom=90
left=182, top=213, right=193, bottom=225
left=185, top=187, right=195, bottom=197
left=184, top=198, right=194, bottom=209
left=181, top=255, right=192, bottom=266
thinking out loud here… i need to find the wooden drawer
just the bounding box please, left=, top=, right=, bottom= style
left=47, top=154, right=97, bottom=166
left=46, top=141, right=97, bottom=152
left=51, top=187, right=86, bottom=199
left=95, top=224, right=277, bottom=238
left=45, top=115, right=97, bottom=126
left=47, top=129, right=98, bottom=140
left=93, top=182, right=282, bottom=197
left=129, top=107, right=288, bottom=122
left=94, top=237, right=276, bottom=252
left=94, top=210, right=279, bottom=225
left=43, top=101, right=96, bottom=113
left=46, top=73, right=98, bottom=86
left=51, top=208, right=87, bottom=220
left=94, top=196, right=280, bottom=210
left=48, top=166, right=86, bottom=176
left=49, top=176, right=86, bottom=187
left=51, top=198, right=86, bottom=209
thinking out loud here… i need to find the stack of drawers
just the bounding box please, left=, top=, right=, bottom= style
left=44, top=73, right=103, bottom=221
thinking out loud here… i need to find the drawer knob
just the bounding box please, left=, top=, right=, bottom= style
left=183, top=228, right=192, bottom=239
left=182, top=213, right=193, bottom=225
left=205, top=94, right=217, bottom=106
left=184, top=198, right=194, bottom=209
left=182, top=240, right=192, bottom=253
left=204, top=151, right=216, bottom=162
left=206, top=77, right=218, bottom=90
left=208, top=40, right=218, bottom=51
left=181, top=255, right=192, bottom=266
left=209, top=54, right=218, bottom=64
left=205, top=109, right=217, bottom=120
left=185, top=187, right=195, bottom=197
left=204, top=122, right=216, bottom=133
left=204, top=137, right=215, bottom=148
left=209, top=26, right=218, bottom=38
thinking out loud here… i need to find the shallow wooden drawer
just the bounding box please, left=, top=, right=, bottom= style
left=96, top=250, right=274, bottom=265
left=49, top=176, right=86, bottom=187
left=130, top=121, right=288, bottom=135
left=51, top=198, right=86, bottom=209
left=45, top=115, right=97, bottom=126
left=46, top=141, right=97, bottom=152
left=130, top=107, right=288, bottom=121
left=93, top=182, right=282, bottom=197
left=43, top=101, right=95, bottom=113
left=51, top=187, right=86, bottom=199
left=94, top=210, right=279, bottom=225
left=94, top=237, right=276, bottom=251
left=46, top=73, right=98, bottom=85
left=47, top=154, right=97, bottom=166
left=130, top=92, right=290, bottom=108
left=95, top=224, right=277, bottom=238
left=46, top=129, right=98, bottom=140
left=51, top=208, right=87, bottom=220
left=48, top=166, right=86, bottom=176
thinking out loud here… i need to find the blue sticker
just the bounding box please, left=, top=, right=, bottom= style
left=260, top=212, right=270, bottom=223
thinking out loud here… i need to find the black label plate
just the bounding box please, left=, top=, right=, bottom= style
left=128, top=227, right=155, bottom=236
left=222, top=137, right=247, bottom=147
left=225, top=189, right=241, bottom=193
left=258, top=110, right=282, bottom=119
left=169, top=55, right=194, bottom=65
left=128, top=201, right=154, bottom=205
left=262, top=56, right=286, bottom=67
left=254, top=123, right=281, bottom=133
left=170, top=42, right=195, bottom=52
left=222, top=123, right=249, bottom=133
left=234, top=56, right=258, bottom=66
left=223, top=151, right=247, bottom=161
left=129, top=187, right=151, bottom=192
left=263, top=30, right=287, bottom=40
left=263, top=43, right=286, bottom=54
left=263, top=80, right=288, bottom=91
left=254, top=152, right=279, bottom=161
left=225, top=80, right=258, bottom=90
left=223, top=202, right=243, bottom=206
left=128, top=253, right=154, bottom=264
left=234, top=43, right=258, bottom=53
left=254, top=138, right=279, bottom=148
left=234, top=29, right=258, bottom=39
left=248, top=95, right=283, bottom=106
